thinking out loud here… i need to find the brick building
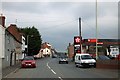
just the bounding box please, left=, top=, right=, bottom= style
left=67, top=39, right=120, bottom=59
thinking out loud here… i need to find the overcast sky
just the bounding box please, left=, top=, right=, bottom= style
left=1, top=0, right=119, bottom=51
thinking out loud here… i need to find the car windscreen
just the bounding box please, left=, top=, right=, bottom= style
left=81, top=55, right=92, bottom=60
left=59, top=56, right=68, bottom=58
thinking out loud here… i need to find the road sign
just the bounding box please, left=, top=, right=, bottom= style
left=74, top=36, right=81, bottom=45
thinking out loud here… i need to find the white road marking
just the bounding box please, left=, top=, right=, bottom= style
left=47, top=62, right=57, bottom=75
left=47, top=63, right=51, bottom=69
left=51, top=69, right=56, bottom=74
left=58, top=76, right=63, bottom=80
left=47, top=61, right=63, bottom=80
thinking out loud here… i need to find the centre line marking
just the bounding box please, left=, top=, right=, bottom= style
left=58, top=76, right=63, bottom=80
left=47, top=62, right=57, bottom=75
left=51, top=69, right=56, bottom=74
left=47, top=62, right=51, bottom=69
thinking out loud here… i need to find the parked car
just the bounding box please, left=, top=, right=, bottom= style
left=75, top=53, right=96, bottom=68
left=21, top=56, right=36, bottom=68
left=59, top=55, right=68, bottom=64
left=98, top=55, right=110, bottom=60
left=52, top=54, right=57, bottom=58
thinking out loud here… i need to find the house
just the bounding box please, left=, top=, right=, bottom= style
left=37, top=42, right=52, bottom=57
left=0, top=15, right=5, bottom=73
left=0, top=15, right=23, bottom=68
left=6, top=24, right=22, bottom=66
left=67, top=39, right=120, bottom=59
left=0, top=15, right=5, bottom=59
left=67, top=43, right=74, bottom=59
left=19, top=35, right=26, bottom=60
left=4, top=28, right=17, bottom=67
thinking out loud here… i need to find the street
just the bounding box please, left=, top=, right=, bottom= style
left=3, top=57, right=118, bottom=79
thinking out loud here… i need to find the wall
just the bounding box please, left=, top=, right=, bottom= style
left=68, top=44, right=74, bottom=58
left=0, top=25, right=5, bottom=58
left=96, top=60, right=120, bottom=69
left=2, top=31, right=16, bottom=68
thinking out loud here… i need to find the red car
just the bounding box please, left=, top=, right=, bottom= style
left=21, top=56, right=36, bottom=68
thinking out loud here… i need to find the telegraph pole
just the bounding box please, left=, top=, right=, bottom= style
left=96, top=0, right=98, bottom=59
left=79, top=18, right=82, bottom=53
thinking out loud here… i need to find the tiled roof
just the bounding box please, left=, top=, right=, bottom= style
left=7, top=24, right=22, bottom=43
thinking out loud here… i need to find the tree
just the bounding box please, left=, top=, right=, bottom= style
left=20, top=26, right=42, bottom=55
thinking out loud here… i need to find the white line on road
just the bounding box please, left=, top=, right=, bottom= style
left=47, top=60, right=64, bottom=80
left=47, top=62, right=57, bottom=75
left=51, top=69, right=56, bottom=74
left=47, top=62, right=51, bottom=69
left=58, top=76, right=63, bottom=80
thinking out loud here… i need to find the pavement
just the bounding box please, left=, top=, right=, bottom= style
left=2, top=63, right=21, bottom=78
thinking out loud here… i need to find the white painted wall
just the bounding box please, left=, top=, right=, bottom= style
left=0, top=25, right=5, bottom=58
left=22, top=36, right=25, bottom=51
left=43, top=48, right=51, bottom=55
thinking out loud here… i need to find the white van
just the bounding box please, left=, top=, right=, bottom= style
left=75, top=53, right=96, bottom=67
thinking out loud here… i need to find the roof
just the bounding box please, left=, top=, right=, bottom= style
left=83, top=39, right=120, bottom=46
left=6, top=24, right=22, bottom=43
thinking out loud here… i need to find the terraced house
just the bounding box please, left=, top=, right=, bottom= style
left=0, top=15, right=23, bottom=69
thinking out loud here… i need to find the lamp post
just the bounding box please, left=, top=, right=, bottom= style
left=79, top=18, right=82, bottom=53
left=96, top=0, right=98, bottom=60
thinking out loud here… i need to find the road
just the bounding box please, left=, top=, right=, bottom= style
left=3, top=57, right=118, bottom=79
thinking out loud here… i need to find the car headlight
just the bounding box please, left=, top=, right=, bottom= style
left=32, top=62, right=35, bottom=64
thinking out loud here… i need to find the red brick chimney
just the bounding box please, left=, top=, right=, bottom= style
left=0, top=14, right=5, bottom=28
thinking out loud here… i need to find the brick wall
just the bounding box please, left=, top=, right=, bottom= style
left=96, top=60, right=120, bottom=69
left=68, top=44, right=74, bottom=58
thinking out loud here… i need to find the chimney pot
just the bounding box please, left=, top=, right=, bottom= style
left=0, top=15, right=5, bottom=28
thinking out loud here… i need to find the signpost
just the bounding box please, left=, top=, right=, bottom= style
left=74, top=36, right=81, bottom=54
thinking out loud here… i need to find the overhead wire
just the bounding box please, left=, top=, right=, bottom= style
left=82, top=19, right=107, bottom=38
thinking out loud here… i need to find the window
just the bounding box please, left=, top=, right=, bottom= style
left=81, top=55, right=92, bottom=60
left=78, top=56, right=80, bottom=60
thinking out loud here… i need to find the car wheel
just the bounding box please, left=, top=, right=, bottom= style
left=59, top=61, right=61, bottom=64
left=93, top=64, right=96, bottom=68
left=76, top=64, right=78, bottom=67
left=66, top=62, right=68, bottom=64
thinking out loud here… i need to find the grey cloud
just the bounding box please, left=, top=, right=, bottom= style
left=2, top=2, right=118, bottom=51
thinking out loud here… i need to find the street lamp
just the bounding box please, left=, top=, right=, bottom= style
left=96, top=0, right=98, bottom=60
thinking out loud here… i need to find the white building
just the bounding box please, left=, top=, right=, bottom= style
left=19, top=36, right=26, bottom=59
left=0, top=17, right=5, bottom=79
left=0, top=16, right=5, bottom=59
left=0, top=25, right=5, bottom=59
left=35, top=42, right=52, bottom=58
left=22, top=36, right=26, bottom=52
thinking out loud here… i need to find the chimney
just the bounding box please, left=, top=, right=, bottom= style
left=0, top=14, right=5, bottom=28
left=69, top=43, right=71, bottom=46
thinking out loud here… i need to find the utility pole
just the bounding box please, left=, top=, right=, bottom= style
left=96, top=0, right=98, bottom=59
left=79, top=18, right=82, bottom=53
